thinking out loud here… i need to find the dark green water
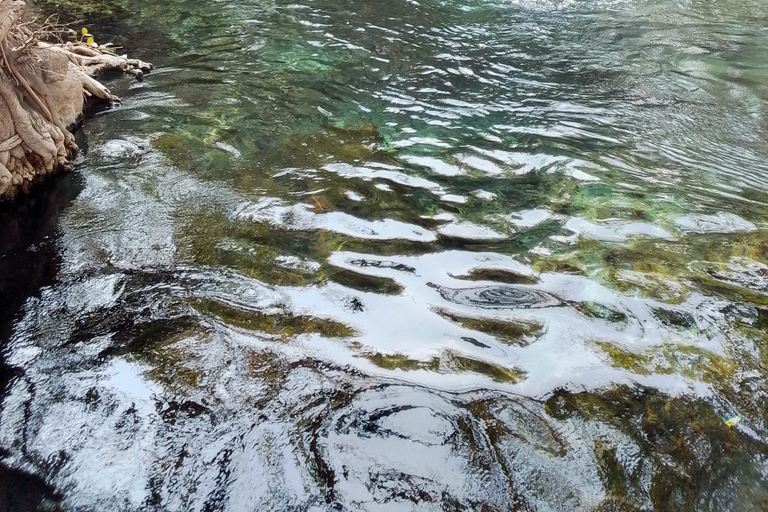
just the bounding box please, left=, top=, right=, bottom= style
left=2, top=0, right=768, bottom=509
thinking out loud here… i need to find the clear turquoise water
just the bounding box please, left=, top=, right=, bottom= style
left=2, top=0, right=768, bottom=509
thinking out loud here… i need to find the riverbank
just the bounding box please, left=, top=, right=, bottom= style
left=0, top=0, right=150, bottom=200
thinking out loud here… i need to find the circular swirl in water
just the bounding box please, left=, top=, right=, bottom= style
left=436, top=284, right=561, bottom=310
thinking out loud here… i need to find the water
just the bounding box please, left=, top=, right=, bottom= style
left=2, top=0, right=768, bottom=509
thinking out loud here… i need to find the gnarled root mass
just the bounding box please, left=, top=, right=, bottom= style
left=0, top=0, right=151, bottom=199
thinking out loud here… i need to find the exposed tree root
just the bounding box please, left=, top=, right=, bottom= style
left=0, top=0, right=151, bottom=199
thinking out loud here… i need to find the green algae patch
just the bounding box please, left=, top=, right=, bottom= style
left=740, top=323, right=768, bottom=369
left=175, top=206, right=436, bottom=292
left=467, top=398, right=567, bottom=457
left=545, top=386, right=768, bottom=511
left=144, top=331, right=207, bottom=392
left=596, top=342, right=737, bottom=383
left=435, top=308, right=544, bottom=347
left=689, top=274, right=768, bottom=308
left=576, top=302, right=628, bottom=323
left=277, top=122, right=396, bottom=169
left=366, top=353, right=433, bottom=372
left=152, top=133, right=190, bottom=154
left=452, top=267, right=539, bottom=285
left=175, top=210, right=319, bottom=287
left=611, top=270, right=691, bottom=304
left=657, top=344, right=738, bottom=383
left=529, top=231, right=768, bottom=306
left=530, top=230, right=768, bottom=307
left=449, top=354, right=525, bottom=383
left=107, top=318, right=210, bottom=393
left=596, top=342, right=652, bottom=376
left=193, top=298, right=355, bottom=340
left=533, top=255, right=586, bottom=276
left=365, top=350, right=526, bottom=383
left=245, top=349, right=289, bottom=387
left=325, top=266, right=404, bottom=295
left=651, top=307, right=697, bottom=330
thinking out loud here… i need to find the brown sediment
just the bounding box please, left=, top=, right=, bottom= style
left=0, top=0, right=151, bottom=200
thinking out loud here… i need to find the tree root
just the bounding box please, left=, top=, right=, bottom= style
left=0, top=0, right=152, bottom=199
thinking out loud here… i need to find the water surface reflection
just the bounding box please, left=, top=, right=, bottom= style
left=3, top=0, right=768, bottom=509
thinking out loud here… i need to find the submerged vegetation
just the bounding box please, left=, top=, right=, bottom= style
left=435, top=307, right=544, bottom=346
left=366, top=350, right=526, bottom=383
left=596, top=342, right=738, bottom=382
left=192, top=298, right=356, bottom=339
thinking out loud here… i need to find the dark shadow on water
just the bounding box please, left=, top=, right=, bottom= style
left=0, top=448, right=62, bottom=512
left=0, top=170, right=83, bottom=512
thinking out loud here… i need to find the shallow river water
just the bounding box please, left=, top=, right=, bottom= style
left=2, top=0, right=768, bottom=510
